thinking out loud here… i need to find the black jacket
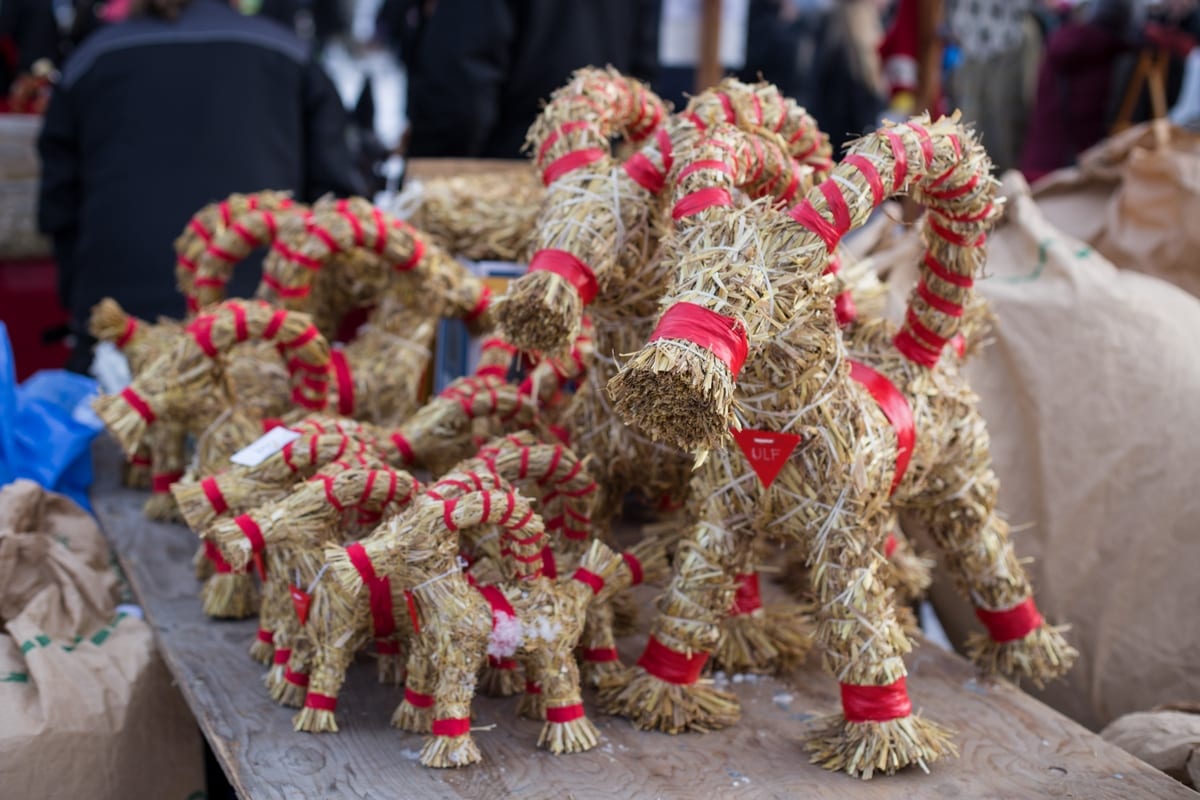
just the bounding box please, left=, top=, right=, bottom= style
left=38, top=0, right=364, bottom=330
left=406, top=0, right=661, bottom=159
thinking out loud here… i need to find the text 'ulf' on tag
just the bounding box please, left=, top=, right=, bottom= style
left=230, top=426, right=302, bottom=467
left=290, top=585, right=312, bottom=625
left=730, top=429, right=802, bottom=489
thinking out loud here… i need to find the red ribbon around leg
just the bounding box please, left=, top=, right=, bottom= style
left=840, top=676, right=913, bottom=723
left=729, top=572, right=762, bottom=616
left=404, top=687, right=435, bottom=708
left=431, top=717, right=471, bottom=737
left=975, top=597, right=1044, bottom=643
left=545, top=704, right=585, bottom=723
left=637, top=636, right=708, bottom=685
left=304, top=693, right=337, bottom=712
left=582, top=647, right=619, bottom=663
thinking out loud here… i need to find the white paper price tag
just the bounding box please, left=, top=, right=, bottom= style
left=230, top=427, right=302, bottom=467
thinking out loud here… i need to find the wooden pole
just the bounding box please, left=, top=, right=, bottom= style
left=915, top=0, right=944, bottom=114
left=696, top=0, right=723, bottom=93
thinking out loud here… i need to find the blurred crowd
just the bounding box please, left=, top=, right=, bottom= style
left=7, top=0, right=1200, bottom=367
left=6, top=0, right=1199, bottom=176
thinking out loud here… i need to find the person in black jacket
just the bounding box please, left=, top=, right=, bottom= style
left=37, top=0, right=365, bottom=370
left=405, top=0, right=660, bottom=159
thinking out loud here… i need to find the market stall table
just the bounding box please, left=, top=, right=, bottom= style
left=90, top=439, right=1194, bottom=800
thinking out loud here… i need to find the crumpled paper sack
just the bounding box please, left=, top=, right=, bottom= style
left=1102, top=706, right=1200, bottom=789
left=0, top=479, right=203, bottom=800
left=878, top=173, right=1200, bottom=732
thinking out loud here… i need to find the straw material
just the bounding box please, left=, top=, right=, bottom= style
left=325, top=478, right=625, bottom=766
left=712, top=544, right=814, bottom=675
left=174, top=191, right=300, bottom=305
left=204, top=470, right=420, bottom=700
left=496, top=75, right=836, bottom=595
left=201, top=573, right=259, bottom=619
left=203, top=467, right=419, bottom=715
left=578, top=534, right=669, bottom=687
left=140, top=421, right=187, bottom=522
left=776, top=523, right=933, bottom=612
left=93, top=300, right=331, bottom=459
left=407, top=169, right=543, bottom=262
left=89, top=297, right=297, bottom=494
left=336, top=295, right=436, bottom=427
left=88, top=298, right=184, bottom=374
left=256, top=196, right=495, bottom=341
left=805, top=714, right=957, bottom=779
left=601, top=116, right=1074, bottom=776
left=389, top=374, right=540, bottom=476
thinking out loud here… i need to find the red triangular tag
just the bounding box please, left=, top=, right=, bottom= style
left=290, top=584, right=311, bottom=625
left=730, top=429, right=802, bottom=489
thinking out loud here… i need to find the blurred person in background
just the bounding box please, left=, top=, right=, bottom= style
left=946, top=0, right=1036, bottom=173
left=37, top=0, right=365, bottom=372
left=740, top=0, right=886, bottom=153
left=1019, top=0, right=1137, bottom=182
left=811, top=0, right=887, bottom=148
left=404, top=0, right=660, bottom=158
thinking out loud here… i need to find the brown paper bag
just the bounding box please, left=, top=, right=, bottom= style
left=0, top=479, right=203, bottom=800
left=1033, top=121, right=1200, bottom=297
left=883, top=174, right=1200, bottom=732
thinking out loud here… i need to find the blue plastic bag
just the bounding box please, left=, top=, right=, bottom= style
left=0, top=322, right=103, bottom=510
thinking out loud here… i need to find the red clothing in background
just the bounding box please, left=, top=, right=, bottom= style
left=1020, top=22, right=1130, bottom=183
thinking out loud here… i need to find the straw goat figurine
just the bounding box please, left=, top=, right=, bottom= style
left=602, top=116, right=1077, bottom=779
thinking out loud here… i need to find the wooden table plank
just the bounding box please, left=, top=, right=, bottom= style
left=90, top=439, right=1194, bottom=800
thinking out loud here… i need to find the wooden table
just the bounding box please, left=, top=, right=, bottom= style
left=91, top=440, right=1194, bottom=800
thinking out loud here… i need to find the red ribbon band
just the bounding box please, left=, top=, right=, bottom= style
left=975, top=597, right=1044, bottom=643
left=571, top=568, right=605, bottom=595
left=119, top=387, right=156, bottom=424
left=115, top=316, right=138, bottom=348
left=648, top=302, right=748, bottom=378
left=204, top=539, right=234, bottom=574
left=234, top=514, right=266, bottom=555
left=304, top=693, right=337, bottom=712
left=730, top=572, right=762, bottom=616
left=848, top=361, right=915, bottom=495
left=528, top=248, right=599, bottom=306
left=672, top=187, right=733, bottom=220
left=431, top=718, right=470, bottom=737
left=404, top=687, right=435, bottom=708
left=840, top=676, right=913, bottom=723
left=284, top=667, right=309, bottom=687
left=623, top=152, right=665, bottom=194
left=637, top=636, right=708, bottom=685
left=582, top=647, right=619, bottom=663
left=151, top=471, right=183, bottom=493
left=330, top=349, right=354, bottom=416
left=345, top=543, right=396, bottom=640
left=545, top=704, right=585, bottom=723
left=201, top=477, right=228, bottom=515
left=542, top=148, right=606, bottom=185
left=621, top=552, right=644, bottom=586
